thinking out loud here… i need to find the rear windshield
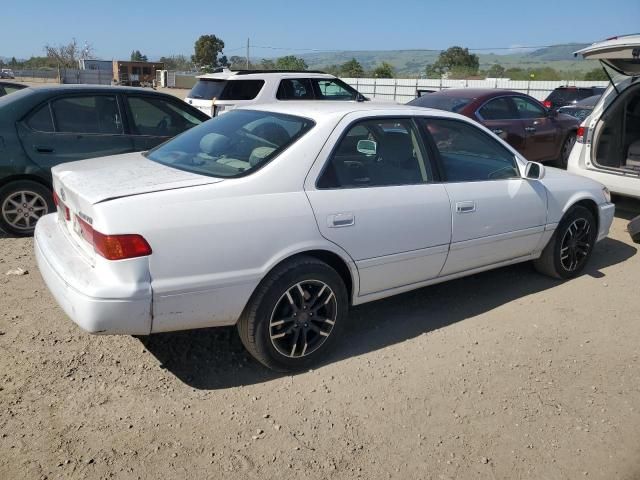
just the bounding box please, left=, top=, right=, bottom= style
left=146, top=109, right=315, bottom=178
left=188, top=79, right=227, bottom=100
left=407, top=94, right=473, bottom=113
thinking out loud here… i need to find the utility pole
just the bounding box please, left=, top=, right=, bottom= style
left=246, top=38, right=250, bottom=69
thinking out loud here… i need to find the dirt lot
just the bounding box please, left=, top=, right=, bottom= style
left=1, top=169, right=640, bottom=478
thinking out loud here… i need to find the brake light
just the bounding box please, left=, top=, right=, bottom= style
left=543, top=100, right=552, bottom=109
left=53, top=191, right=70, bottom=221
left=577, top=126, right=585, bottom=143
left=75, top=215, right=152, bottom=260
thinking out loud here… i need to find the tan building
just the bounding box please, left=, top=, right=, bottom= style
left=112, top=60, right=164, bottom=86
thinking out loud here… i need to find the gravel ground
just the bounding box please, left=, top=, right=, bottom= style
left=0, top=87, right=639, bottom=477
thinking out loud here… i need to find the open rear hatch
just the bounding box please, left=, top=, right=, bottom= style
left=51, top=152, right=223, bottom=261
left=575, top=34, right=640, bottom=92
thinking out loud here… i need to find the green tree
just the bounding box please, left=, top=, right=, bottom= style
left=486, top=64, right=506, bottom=78
left=372, top=62, right=395, bottom=78
left=275, top=55, right=307, bottom=70
left=340, top=58, right=364, bottom=78
left=158, top=55, right=192, bottom=71
left=260, top=59, right=276, bottom=70
left=10, top=57, right=18, bottom=67
left=130, top=50, right=148, bottom=62
left=192, top=34, right=225, bottom=70
left=426, top=46, right=479, bottom=78
left=584, top=67, right=608, bottom=81
left=322, top=64, right=341, bottom=76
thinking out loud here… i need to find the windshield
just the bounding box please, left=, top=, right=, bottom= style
left=547, top=88, right=598, bottom=105
left=407, top=95, right=473, bottom=113
left=146, top=109, right=315, bottom=178
left=187, top=79, right=227, bottom=100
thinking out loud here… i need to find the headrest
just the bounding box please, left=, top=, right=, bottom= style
left=199, top=133, right=231, bottom=155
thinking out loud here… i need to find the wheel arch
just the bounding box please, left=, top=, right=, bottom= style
left=0, top=174, right=52, bottom=192
left=569, top=198, right=600, bottom=234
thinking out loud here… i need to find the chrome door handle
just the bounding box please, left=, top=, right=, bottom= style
left=525, top=126, right=536, bottom=133
left=491, top=128, right=504, bottom=135
left=455, top=201, right=476, bottom=214
left=328, top=213, right=355, bottom=228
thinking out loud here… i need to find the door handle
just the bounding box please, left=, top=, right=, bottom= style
left=455, top=201, right=476, bottom=214
left=35, top=146, right=54, bottom=153
left=525, top=126, right=536, bottom=133
left=328, top=213, right=355, bottom=228
left=491, top=128, right=504, bottom=135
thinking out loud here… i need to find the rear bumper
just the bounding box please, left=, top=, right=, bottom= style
left=597, top=202, right=616, bottom=242
left=34, top=214, right=152, bottom=335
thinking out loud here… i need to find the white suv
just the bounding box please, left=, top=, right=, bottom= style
left=184, top=69, right=368, bottom=117
left=569, top=34, right=640, bottom=199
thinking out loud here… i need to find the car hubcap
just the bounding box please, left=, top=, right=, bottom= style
left=1, top=190, right=49, bottom=231
left=269, top=280, right=338, bottom=358
left=560, top=218, right=591, bottom=272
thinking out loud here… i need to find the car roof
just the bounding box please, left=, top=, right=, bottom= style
left=196, top=69, right=336, bottom=81
left=241, top=100, right=467, bottom=123
left=23, top=84, right=167, bottom=94
left=425, top=88, right=524, bottom=99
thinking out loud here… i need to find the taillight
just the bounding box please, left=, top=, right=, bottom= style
left=76, top=215, right=152, bottom=260
left=576, top=126, right=585, bottom=143
left=543, top=100, right=552, bottom=109
left=53, top=191, right=70, bottom=221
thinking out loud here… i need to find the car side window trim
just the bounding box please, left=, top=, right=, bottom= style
left=315, top=116, right=433, bottom=190
left=22, top=101, right=56, bottom=133
left=475, top=95, right=520, bottom=122
left=417, top=116, right=522, bottom=183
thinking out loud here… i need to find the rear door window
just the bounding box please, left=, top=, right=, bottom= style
left=188, top=79, right=227, bottom=100
left=478, top=97, right=516, bottom=120
left=277, top=79, right=315, bottom=100
left=51, top=95, right=123, bottom=134
left=219, top=80, right=264, bottom=100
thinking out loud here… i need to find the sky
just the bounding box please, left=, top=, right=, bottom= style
left=2, top=0, right=639, bottom=60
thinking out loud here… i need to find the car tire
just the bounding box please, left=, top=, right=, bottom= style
left=556, top=133, right=577, bottom=169
left=533, top=205, right=597, bottom=279
left=237, top=256, right=348, bottom=372
left=0, top=180, right=54, bottom=237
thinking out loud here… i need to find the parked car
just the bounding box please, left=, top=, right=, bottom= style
left=34, top=102, right=614, bottom=371
left=542, top=86, right=606, bottom=111
left=0, top=69, right=16, bottom=79
left=557, top=94, right=602, bottom=121
left=0, top=81, right=27, bottom=97
left=0, top=85, right=209, bottom=236
left=569, top=34, right=640, bottom=199
left=185, top=68, right=368, bottom=117
left=408, top=89, right=580, bottom=167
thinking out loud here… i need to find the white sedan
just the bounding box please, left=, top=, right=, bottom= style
left=35, top=102, right=615, bottom=371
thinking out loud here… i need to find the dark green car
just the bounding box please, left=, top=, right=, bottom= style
left=0, top=85, right=209, bottom=235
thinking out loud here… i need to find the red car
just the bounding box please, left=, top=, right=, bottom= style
left=408, top=89, right=580, bottom=167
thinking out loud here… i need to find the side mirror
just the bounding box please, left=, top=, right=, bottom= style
left=357, top=139, right=377, bottom=156
left=525, top=161, right=545, bottom=180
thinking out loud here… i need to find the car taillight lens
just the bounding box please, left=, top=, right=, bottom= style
left=76, top=215, right=152, bottom=260
left=576, top=126, right=585, bottom=143
left=52, top=191, right=70, bottom=221
left=543, top=100, right=552, bottom=109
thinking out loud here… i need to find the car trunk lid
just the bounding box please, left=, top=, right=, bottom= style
left=51, top=151, right=223, bottom=261
left=574, top=35, right=640, bottom=91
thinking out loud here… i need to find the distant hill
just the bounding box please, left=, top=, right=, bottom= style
left=298, top=43, right=596, bottom=76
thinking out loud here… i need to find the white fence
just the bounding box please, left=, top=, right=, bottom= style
left=344, top=78, right=609, bottom=103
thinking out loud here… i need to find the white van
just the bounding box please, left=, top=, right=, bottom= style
left=568, top=34, right=640, bottom=198
left=184, top=69, right=368, bottom=117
